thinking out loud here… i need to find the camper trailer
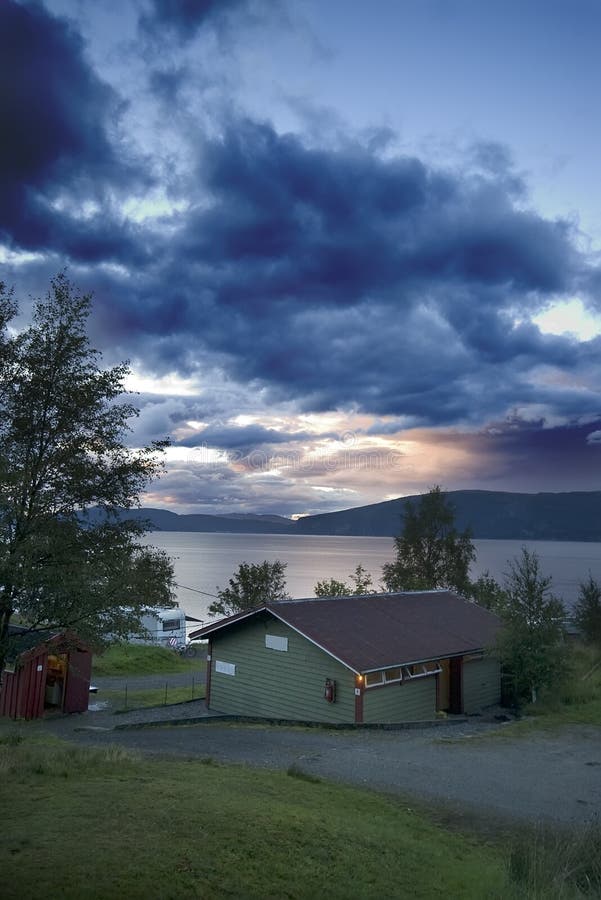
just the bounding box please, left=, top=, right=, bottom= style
left=138, top=607, right=187, bottom=649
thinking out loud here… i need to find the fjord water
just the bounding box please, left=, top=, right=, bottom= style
left=147, top=532, right=601, bottom=627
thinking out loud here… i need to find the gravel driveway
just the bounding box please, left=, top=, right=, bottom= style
left=45, top=710, right=601, bottom=828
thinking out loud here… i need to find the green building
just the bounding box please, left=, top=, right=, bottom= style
left=191, top=591, right=502, bottom=724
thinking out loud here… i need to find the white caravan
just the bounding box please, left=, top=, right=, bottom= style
left=138, top=607, right=187, bottom=649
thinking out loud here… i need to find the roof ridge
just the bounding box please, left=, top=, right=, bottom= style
left=271, top=588, right=450, bottom=605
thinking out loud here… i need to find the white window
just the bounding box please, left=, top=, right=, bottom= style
left=384, top=667, right=402, bottom=683
left=215, top=660, right=236, bottom=676
left=402, top=661, right=442, bottom=680
left=364, top=668, right=402, bottom=688
left=265, top=634, right=288, bottom=652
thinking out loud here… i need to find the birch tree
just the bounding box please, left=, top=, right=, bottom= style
left=0, top=274, right=174, bottom=675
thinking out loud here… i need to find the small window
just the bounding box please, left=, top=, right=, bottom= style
left=403, top=661, right=442, bottom=680
left=365, top=668, right=403, bottom=688
left=162, top=619, right=181, bottom=631
left=215, top=660, right=236, bottom=676
left=424, top=661, right=442, bottom=675
left=384, top=668, right=402, bottom=683
left=265, top=634, right=288, bottom=652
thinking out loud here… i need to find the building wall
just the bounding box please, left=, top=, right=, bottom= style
left=63, top=647, right=93, bottom=714
left=463, top=656, right=501, bottom=713
left=0, top=669, right=19, bottom=718
left=0, top=652, right=47, bottom=720
left=363, top=676, right=436, bottom=723
left=209, top=614, right=356, bottom=723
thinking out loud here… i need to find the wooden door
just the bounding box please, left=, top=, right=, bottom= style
left=437, top=659, right=450, bottom=711
left=449, top=656, right=463, bottom=714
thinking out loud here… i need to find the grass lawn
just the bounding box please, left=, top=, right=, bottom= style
left=92, top=641, right=206, bottom=677
left=0, top=731, right=518, bottom=900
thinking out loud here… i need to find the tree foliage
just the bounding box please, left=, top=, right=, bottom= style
left=382, top=486, right=475, bottom=594
left=572, top=575, right=601, bottom=646
left=208, top=560, right=290, bottom=618
left=0, top=274, right=175, bottom=673
left=314, top=564, right=375, bottom=598
left=497, top=548, right=567, bottom=705
left=469, top=570, right=508, bottom=612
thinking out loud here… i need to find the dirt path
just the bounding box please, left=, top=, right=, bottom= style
left=43, top=711, right=601, bottom=827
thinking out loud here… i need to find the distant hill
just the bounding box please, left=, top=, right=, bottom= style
left=90, top=491, right=601, bottom=541
left=293, top=490, right=601, bottom=541
left=84, top=507, right=293, bottom=534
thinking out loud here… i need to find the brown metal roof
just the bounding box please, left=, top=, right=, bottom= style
left=191, top=590, right=501, bottom=673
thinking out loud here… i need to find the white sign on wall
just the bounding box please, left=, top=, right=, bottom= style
left=215, top=660, right=236, bottom=676
left=265, top=634, right=288, bottom=652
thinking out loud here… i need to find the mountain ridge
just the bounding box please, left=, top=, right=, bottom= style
left=106, top=490, right=601, bottom=541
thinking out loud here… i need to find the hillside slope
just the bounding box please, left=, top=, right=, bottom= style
left=102, top=490, right=601, bottom=540
left=293, top=490, right=601, bottom=540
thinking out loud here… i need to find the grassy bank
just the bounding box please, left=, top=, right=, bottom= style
left=521, top=643, right=601, bottom=727
left=92, top=641, right=206, bottom=676
left=102, top=683, right=206, bottom=712
left=0, top=731, right=516, bottom=900
left=2, top=732, right=599, bottom=897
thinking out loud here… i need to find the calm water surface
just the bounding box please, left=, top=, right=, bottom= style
left=147, top=532, right=601, bottom=629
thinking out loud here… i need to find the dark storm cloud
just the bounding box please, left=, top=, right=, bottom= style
left=175, top=423, right=312, bottom=449
left=74, top=113, right=594, bottom=426
left=0, top=0, right=148, bottom=262
left=148, top=66, right=190, bottom=105
left=441, top=418, right=601, bottom=492
left=187, top=118, right=573, bottom=306
left=140, top=0, right=249, bottom=41
left=184, top=120, right=590, bottom=421
left=5, top=40, right=597, bottom=430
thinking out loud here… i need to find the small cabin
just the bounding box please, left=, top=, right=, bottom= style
left=191, top=591, right=502, bottom=725
left=1, top=626, right=92, bottom=720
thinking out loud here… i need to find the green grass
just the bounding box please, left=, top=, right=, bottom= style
left=507, top=822, right=601, bottom=898
left=521, top=643, right=601, bottom=727
left=92, top=641, right=206, bottom=676
left=102, top=684, right=206, bottom=712
left=0, top=731, right=520, bottom=900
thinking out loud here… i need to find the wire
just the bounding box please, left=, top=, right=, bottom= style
left=174, top=581, right=219, bottom=599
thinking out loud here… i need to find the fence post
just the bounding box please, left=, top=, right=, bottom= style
left=164, top=682, right=168, bottom=706
left=124, top=684, right=128, bottom=710
left=192, top=677, right=195, bottom=700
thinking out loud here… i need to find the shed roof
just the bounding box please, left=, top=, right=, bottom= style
left=191, top=590, right=501, bottom=674
left=5, top=625, right=89, bottom=666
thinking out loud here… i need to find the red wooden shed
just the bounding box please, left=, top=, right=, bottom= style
left=1, top=626, right=92, bottom=720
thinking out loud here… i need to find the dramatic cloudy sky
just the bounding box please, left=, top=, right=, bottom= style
left=3, top=0, right=601, bottom=516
